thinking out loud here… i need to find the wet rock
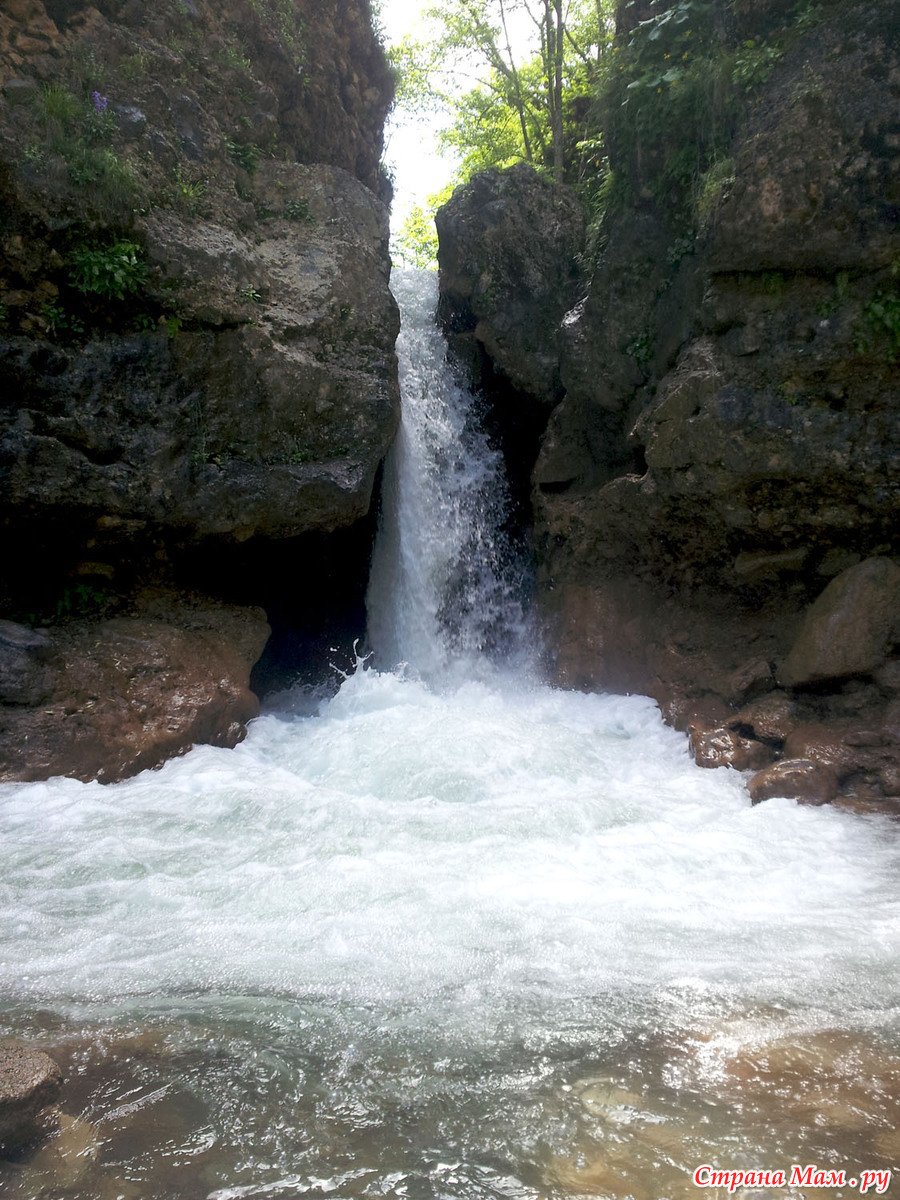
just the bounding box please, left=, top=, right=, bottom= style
left=724, top=657, right=774, bottom=705
left=690, top=724, right=774, bottom=771
left=0, top=1041, right=62, bottom=1153
left=783, top=721, right=866, bottom=777
left=778, top=558, right=900, bottom=687
left=0, top=620, right=54, bottom=706
left=730, top=691, right=798, bottom=745
left=747, top=759, right=839, bottom=805
left=436, top=164, right=584, bottom=404
left=0, top=594, right=270, bottom=784
left=9, top=1112, right=99, bottom=1190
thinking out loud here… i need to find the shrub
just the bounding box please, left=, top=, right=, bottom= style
left=226, top=138, right=261, bottom=173
left=284, top=198, right=313, bottom=222
left=69, top=240, right=148, bottom=300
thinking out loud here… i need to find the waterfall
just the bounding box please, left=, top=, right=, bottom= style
left=366, top=268, right=528, bottom=678
left=1, top=275, right=898, bottom=1200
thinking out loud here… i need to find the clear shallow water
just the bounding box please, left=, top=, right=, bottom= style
left=1, top=270, right=898, bottom=1198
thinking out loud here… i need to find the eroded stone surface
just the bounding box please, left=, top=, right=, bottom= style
left=0, top=1042, right=62, bottom=1154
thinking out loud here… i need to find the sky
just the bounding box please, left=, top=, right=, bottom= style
left=378, top=0, right=455, bottom=228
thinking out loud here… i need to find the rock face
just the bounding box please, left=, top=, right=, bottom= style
left=0, top=1041, right=62, bottom=1153
left=437, top=0, right=900, bottom=810
left=1, top=161, right=398, bottom=544
left=0, top=1, right=398, bottom=780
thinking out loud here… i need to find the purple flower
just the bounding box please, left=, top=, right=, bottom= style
left=91, top=91, right=109, bottom=113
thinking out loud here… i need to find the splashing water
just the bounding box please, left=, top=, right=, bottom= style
left=1, top=269, right=898, bottom=1200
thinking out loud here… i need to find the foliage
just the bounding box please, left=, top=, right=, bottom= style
left=394, top=184, right=453, bottom=270
left=226, top=138, right=262, bottom=173
left=693, top=155, right=734, bottom=224
left=863, top=287, right=900, bottom=361
left=626, top=331, right=652, bottom=371
left=398, top=0, right=615, bottom=185
left=732, top=39, right=783, bottom=89
left=239, top=284, right=263, bottom=304
left=217, top=45, right=253, bottom=74
left=26, top=82, right=138, bottom=214
left=284, top=198, right=314, bottom=222
left=174, top=168, right=208, bottom=209
left=69, top=240, right=148, bottom=301
left=54, top=582, right=115, bottom=621
left=248, top=0, right=305, bottom=62
left=41, top=302, right=86, bottom=337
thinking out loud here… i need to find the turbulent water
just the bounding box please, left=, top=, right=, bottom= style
left=1, top=270, right=898, bottom=1199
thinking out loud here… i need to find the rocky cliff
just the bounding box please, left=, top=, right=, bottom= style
left=0, top=0, right=398, bottom=781
left=437, top=0, right=900, bottom=811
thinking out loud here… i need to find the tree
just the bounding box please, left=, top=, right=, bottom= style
left=394, top=0, right=615, bottom=185
left=392, top=185, right=454, bottom=270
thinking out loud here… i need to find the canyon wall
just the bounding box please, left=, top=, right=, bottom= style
left=0, top=0, right=398, bottom=781
left=437, top=0, right=900, bottom=810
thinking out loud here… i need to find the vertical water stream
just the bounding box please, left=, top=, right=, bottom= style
left=366, top=268, right=529, bottom=678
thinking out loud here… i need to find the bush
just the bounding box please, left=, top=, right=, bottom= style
left=69, top=240, right=148, bottom=300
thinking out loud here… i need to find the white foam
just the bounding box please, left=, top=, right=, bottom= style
left=1, top=666, right=897, bottom=1034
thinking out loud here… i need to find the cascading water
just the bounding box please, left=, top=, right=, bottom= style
left=366, top=269, right=529, bottom=677
left=0, top=270, right=898, bottom=1199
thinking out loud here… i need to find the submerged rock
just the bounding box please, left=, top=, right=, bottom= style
left=0, top=1042, right=62, bottom=1154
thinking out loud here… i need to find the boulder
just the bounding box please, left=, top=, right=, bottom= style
left=436, top=164, right=584, bottom=404
left=689, top=724, right=774, bottom=771
left=748, top=759, right=839, bottom=806
left=0, top=1041, right=62, bottom=1153
left=778, top=558, right=900, bottom=687
left=0, top=594, right=270, bottom=784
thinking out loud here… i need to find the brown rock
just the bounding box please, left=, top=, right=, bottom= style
left=778, top=558, right=900, bottom=687
left=783, top=720, right=870, bottom=779
left=690, top=725, right=774, bottom=771
left=0, top=1041, right=62, bottom=1153
left=0, top=595, right=269, bottom=784
left=730, top=690, right=798, bottom=745
left=748, top=759, right=839, bottom=805
left=723, top=656, right=774, bottom=705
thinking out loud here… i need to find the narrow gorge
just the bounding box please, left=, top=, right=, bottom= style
left=0, top=0, right=898, bottom=1197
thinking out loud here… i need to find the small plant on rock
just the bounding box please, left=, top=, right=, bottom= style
left=69, top=240, right=148, bottom=301
left=226, top=138, right=262, bottom=174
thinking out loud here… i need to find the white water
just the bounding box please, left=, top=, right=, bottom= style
left=1, top=269, right=898, bottom=1196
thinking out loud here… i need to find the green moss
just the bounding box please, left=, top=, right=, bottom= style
left=693, top=155, right=735, bottom=224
